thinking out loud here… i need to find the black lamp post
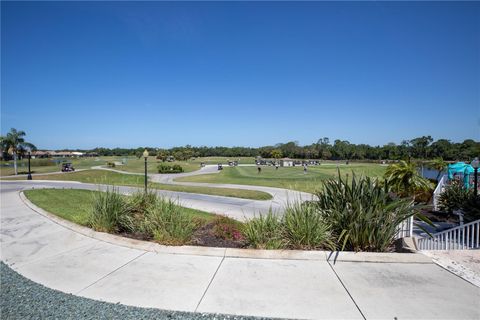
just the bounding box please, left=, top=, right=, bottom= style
left=143, top=149, right=149, bottom=193
left=27, top=152, right=32, bottom=180
left=472, top=157, right=479, bottom=197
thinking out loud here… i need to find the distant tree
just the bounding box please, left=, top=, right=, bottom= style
left=156, top=149, right=169, bottom=162
left=0, top=128, right=36, bottom=175
left=410, top=136, right=433, bottom=159
left=270, top=149, right=283, bottom=159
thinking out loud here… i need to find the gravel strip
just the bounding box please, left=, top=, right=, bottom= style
left=0, top=262, right=281, bottom=320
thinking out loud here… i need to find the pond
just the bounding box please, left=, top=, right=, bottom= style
left=419, top=166, right=445, bottom=181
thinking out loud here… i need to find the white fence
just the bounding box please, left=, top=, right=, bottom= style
left=433, top=174, right=448, bottom=211
left=417, top=219, right=480, bottom=250
left=396, top=216, right=414, bottom=239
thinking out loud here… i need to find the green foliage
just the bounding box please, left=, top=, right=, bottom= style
left=384, top=160, right=433, bottom=199
left=157, top=163, right=184, bottom=173
left=315, top=173, right=420, bottom=252
left=438, top=180, right=480, bottom=222
left=243, top=210, right=285, bottom=249
left=106, top=162, right=116, bottom=168
left=270, top=149, right=283, bottom=159
left=283, top=202, right=335, bottom=250
left=438, top=181, right=472, bottom=213
left=462, top=194, right=480, bottom=222
left=213, top=216, right=244, bottom=241
left=0, top=128, right=36, bottom=175
left=244, top=204, right=334, bottom=250
left=142, top=197, right=196, bottom=245
left=428, top=157, right=447, bottom=181
left=88, top=187, right=131, bottom=233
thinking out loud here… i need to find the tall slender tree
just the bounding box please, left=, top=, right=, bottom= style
left=0, top=128, right=36, bottom=175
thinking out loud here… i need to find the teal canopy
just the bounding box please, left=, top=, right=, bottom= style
left=447, top=162, right=474, bottom=188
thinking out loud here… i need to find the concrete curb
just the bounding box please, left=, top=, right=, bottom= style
left=19, top=191, right=433, bottom=263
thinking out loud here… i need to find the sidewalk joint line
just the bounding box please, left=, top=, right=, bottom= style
left=75, top=251, right=147, bottom=295
left=194, top=255, right=225, bottom=312
left=327, top=260, right=367, bottom=320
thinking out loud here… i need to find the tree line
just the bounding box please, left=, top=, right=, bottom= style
left=93, top=136, right=479, bottom=161
left=2, top=130, right=478, bottom=162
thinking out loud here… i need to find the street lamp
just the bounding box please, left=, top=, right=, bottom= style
left=27, top=151, right=32, bottom=180
left=143, top=149, right=149, bottom=193
left=472, top=157, right=479, bottom=197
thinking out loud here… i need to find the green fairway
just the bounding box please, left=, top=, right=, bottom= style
left=0, top=156, right=256, bottom=177
left=0, top=157, right=110, bottom=176
left=110, top=156, right=256, bottom=174
left=175, top=163, right=387, bottom=193
left=24, top=188, right=216, bottom=226
left=10, top=170, right=271, bottom=200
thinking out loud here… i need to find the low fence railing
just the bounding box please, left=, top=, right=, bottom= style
left=417, top=219, right=480, bottom=250
left=396, top=215, right=414, bottom=239
left=433, top=174, right=448, bottom=211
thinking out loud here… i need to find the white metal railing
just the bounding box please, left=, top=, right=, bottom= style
left=417, top=219, right=480, bottom=250
left=433, top=174, right=448, bottom=211
left=396, top=216, right=414, bottom=239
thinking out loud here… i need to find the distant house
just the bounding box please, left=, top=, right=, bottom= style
left=31, top=151, right=51, bottom=158
left=280, top=158, right=294, bottom=167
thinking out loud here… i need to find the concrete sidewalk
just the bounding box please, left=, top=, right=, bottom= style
left=1, top=184, right=479, bottom=319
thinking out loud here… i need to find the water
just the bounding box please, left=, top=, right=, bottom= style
left=419, top=166, right=445, bottom=181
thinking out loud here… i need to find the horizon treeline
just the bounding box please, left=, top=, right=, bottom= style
left=52, top=136, right=479, bottom=161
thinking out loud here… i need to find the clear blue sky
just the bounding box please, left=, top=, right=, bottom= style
left=1, top=1, right=479, bottom=149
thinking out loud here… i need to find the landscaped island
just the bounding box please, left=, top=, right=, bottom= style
left=24, top=172, right=427, bottom=252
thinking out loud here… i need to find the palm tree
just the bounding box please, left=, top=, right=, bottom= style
left=384, top=160, right=433, bottom=200
left=0, top=128, right=36, bottom=175
left=429, top=157, right=448, bottom=181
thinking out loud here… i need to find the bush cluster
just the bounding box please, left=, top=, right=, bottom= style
left=88, top=188, right=196, bottom=245
left=244, top=174, right=428, bottom=252
left=315, top=174, right=421, bottom=252
left=158, top=164, right=184, bottom=173
left=439, top=181, right=480, bottom=222
left=243, top=206, right=334, bottom=250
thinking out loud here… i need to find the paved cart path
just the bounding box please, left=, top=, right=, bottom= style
left=1, top=182, right=479, bottom=320
left=94, top=164, right=313, bottom=207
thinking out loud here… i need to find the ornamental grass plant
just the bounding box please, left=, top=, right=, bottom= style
left=314, top=173, right=426, bottom=252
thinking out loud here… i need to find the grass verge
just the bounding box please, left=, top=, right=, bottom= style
left=23, top=189, right=216, bottom=227
left=7, top=170, right=272, bottom=200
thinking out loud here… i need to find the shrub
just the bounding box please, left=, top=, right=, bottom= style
left=315, top=174, right=423, bottom=252
left=438, top=180, right=480, bottom=222
left=462, top=194, right=480, bottom=222
left=142, top=197, right=196, bottom=245
left=213, top=216, right=244, bottom=241
left=158, top=163, right=184, bottom=173
left=119, top=190, right=160, bottom=233
left=384, top=160, right=433, bottom=200
left=283, top=202, right=334, bottom=250
left=438, top=180, right=473, bottom=213
left=106, top=162, right=116, bottom=168
left=88, top=187, right=130, bottom=233
left=243, top=210, right=285, bottom=249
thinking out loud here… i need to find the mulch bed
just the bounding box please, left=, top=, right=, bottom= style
left=190, top=222, right=246, bottom=248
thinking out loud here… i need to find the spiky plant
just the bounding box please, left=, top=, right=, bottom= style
left=315, top=173, right=429, bottom=252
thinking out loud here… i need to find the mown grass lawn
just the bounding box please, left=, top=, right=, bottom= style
left=110, top=156, right=256, bottom=174
left=11, top=170, right=271, bottom=200
left=0, top=156, right=122, bottom=176
left=176, top=163, right=387, bottom=193
left=24, top=188, right=217, bottom=226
